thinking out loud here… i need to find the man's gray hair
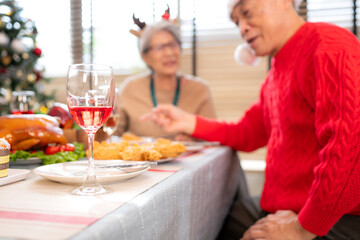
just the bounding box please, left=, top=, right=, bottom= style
left=139, top=21, right=181, bottom=55
left=228, top=0, right=303, bottom=16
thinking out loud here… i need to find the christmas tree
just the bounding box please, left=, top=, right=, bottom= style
left=0, top=0, right=54, bottom=114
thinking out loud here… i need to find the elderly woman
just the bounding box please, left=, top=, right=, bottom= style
left=115, top=20, right=216, bottom=138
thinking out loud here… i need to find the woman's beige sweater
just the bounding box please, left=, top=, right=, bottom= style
left=115, top=72, right=216, bottom=137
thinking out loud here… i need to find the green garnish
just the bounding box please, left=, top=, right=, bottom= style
left=10, top=142, right=86, bottom=165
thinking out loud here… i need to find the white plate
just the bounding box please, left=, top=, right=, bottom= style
left=10, top=157, right=42, bottom=165
left=96, top=158, right=173, bottom=164
left=115, top=152, right=188, bottom=164
left=33, top=160, right=150, bottom=185
left=154, top=152, right=190, bottom=163
left=0, top=169, right=31, bottom=186
left=178, top=141, right=220, bottom=152
left=184, top=145, right=204, bottom=152
left=110, top=136, right=154, bottom=144
left=154, top=158, right=173, bottom=163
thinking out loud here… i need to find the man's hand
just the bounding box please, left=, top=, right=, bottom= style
left=140, top=104, right=196, bottom=135
left=241, top=210, right=316, bottom=240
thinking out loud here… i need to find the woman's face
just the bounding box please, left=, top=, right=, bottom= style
left=142, top=31, right=181, bottom=76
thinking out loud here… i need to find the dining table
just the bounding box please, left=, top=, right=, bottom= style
left=0, top=146, right=248, bottom=240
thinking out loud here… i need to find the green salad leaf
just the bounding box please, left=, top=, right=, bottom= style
left=10, top=150, right=31, bottom=162
left=10, top=142, right=86, bottom=165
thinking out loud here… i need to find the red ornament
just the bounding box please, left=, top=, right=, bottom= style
left=33, top=48, right=42, bottom=56
left=162, top=12, right=170, bottom=20
left=0, top=68, right=6, bottom=74
left=34, top=71, right=42, bottom=81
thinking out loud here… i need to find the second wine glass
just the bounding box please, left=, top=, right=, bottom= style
left=102, top=88, right=121, bottom=139
left=67, top=64, right=114, bottom=196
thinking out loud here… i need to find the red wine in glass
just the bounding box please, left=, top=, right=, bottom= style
left=68, top=106, right=112, bottom=134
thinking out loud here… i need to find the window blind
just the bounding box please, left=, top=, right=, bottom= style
left=69, top=0, right=359, bottom=75
left=70, top=0, right=82, bottom=64
left=306, top=0, right=356, bottom=34
left=70, top=0, right=180, bottom=75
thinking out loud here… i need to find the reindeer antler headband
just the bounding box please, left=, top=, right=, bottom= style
left=129, top=5, right=178, bottom=38
left=129, top=14, right=146, bottom=37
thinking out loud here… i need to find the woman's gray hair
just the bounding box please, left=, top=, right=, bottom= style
left=139, top=21, right=181, bottom=55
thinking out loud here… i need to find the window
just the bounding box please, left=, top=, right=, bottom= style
left=78, top=0, right=180, bottom=75
left=180, top=0, right=239, bottom=47
left=18, top=0, right=71, bottom=77
left=16, top=0, right=360, bottom=77
left=306, top=0, right=357, bottom=35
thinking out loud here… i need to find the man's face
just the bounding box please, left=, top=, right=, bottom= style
left=231, top=0, right=289, bottom=56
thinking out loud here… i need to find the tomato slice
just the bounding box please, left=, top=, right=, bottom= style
left=65, top=143, right=75, bottom=152
left=45, top=143, right=75, bottom=155
left=59, top=145, right=66, bottom=152
left=45, top=145, right=60, bottom=155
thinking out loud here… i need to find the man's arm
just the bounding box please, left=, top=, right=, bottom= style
left=298, top=49, right=360, bottom=235
left=192, top=100, right=269, bottom=151
left=141, top=99, right=269, bottom=152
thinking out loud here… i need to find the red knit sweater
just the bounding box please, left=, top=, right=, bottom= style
left=192, top=22, right=360, bottom=236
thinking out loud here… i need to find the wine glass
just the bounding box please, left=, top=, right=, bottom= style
left=10, top=90, right=36, bottom=114
left=102, top=88, right=120, bottom=139
left=67, top=64, right=114, bottom=196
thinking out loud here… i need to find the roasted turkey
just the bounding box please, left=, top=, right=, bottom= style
left=0, top=114, right=67, bottom=150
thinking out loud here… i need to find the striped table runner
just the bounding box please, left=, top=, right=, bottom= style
left=0, top=150, right=204, bottom=240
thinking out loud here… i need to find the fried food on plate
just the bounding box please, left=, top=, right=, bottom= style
left=140, top=143, right=162, bottom=161
left=88, top=141, right=129, bottom=160
left=91, top=137, right=187, bottom=161
left=153, top=138, right=187, bottom=158
left=121, top=145, right=143, bottom=161
left=122, top=132, right=142, bottom=141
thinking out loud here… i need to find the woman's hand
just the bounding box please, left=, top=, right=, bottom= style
left=140, top=104, right=196, bottom=135
left=241, top=210, right=316, bottom=240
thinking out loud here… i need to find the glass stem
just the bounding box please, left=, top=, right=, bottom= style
left=87, top=133, right=95, bottom=179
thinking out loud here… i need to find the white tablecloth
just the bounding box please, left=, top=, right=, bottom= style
left=0, top=147, right=243, bottom=240
left=72, top=147, right=243, bottom=240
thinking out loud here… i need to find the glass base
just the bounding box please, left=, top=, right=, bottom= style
left=71, top=184, right=109, bottom=196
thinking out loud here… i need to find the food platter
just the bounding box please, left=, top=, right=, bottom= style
left=110, top=136, right=154, bottom=144
left=33, top=160, right=152, bottom=185
left=95, top=157, right=174, bottom=164
left=178, top=141, right=220, bottom=152
left=10, top=157, right=42, bottom=165
left=153, top=157, right=179, bottom=163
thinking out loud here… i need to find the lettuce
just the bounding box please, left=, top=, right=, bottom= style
left=10, top=142, right=86, bottom=165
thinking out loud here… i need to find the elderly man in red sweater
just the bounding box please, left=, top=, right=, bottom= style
left=141, top=0, right=360, bottom=239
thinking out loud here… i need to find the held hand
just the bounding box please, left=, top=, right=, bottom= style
left=140, top=104, right=196, bottom=135
left=240, top=210, right=316, bottom=240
